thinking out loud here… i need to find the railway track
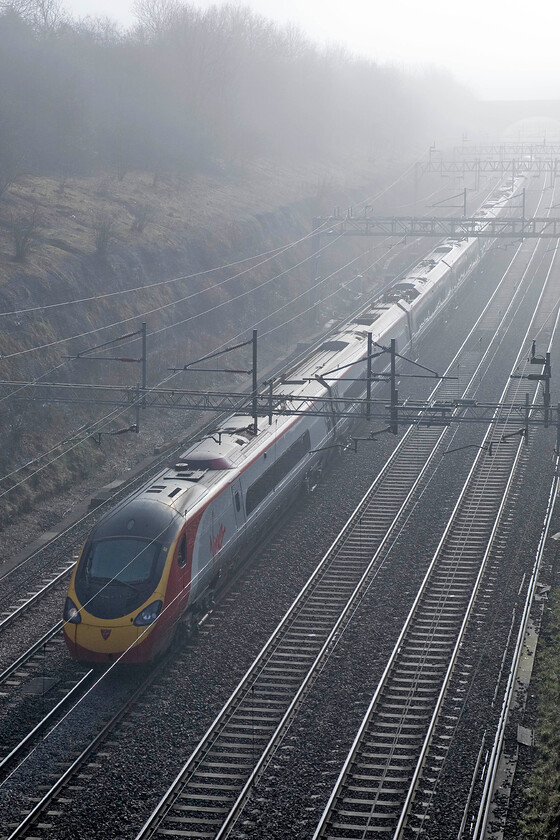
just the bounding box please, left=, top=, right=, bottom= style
left=3, top=661, right=165, bottom=840
left=312, top=244, right=560, bottom=839
left=127, top=236, right=554, bottom=839
left=472, top=446, right=560, bottom=839
left=0, top=625, right=95, bottom=781
left=0, top=180, right=550, bottom=840
left=0, top=178, right=503, bottom=632
left=0, top=254, right=428, bottom=644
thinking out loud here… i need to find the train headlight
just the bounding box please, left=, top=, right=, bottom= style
left=63, top=597, right=81, bottom=624
left=133, top=600, right=163, bottom=626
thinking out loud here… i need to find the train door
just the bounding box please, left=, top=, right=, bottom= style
left=329, top=383, right=342, bottom=437
left=176, top=531, right=189, bottom=609
left=230, top=478, right=246, bottom=557
left=322, top=381, right=340, bottom=439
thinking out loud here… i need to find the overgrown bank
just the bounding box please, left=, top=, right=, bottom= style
left=0, top=156, right=419, bottom=529
left=0, top=0, right=473, bottom=532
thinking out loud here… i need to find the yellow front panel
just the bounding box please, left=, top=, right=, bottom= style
left=75, top=619, right=149, bottom=654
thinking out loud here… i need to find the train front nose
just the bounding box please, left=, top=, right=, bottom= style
left=63, top=618, right=149, bottom=664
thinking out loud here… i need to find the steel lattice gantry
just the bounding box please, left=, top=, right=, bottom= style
left=416, top=158, right=559, bottom=176
left=312, top=214, right=560, bottom=238
left=0, top=379, right=557, bottom=434
left=453, top=144, right=560, bottom=157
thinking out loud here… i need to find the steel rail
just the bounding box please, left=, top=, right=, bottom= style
left=0, top=180, right=532, bottom=836
left=0, top=622, right=63, bottom=684
left=0, top=669, right=93, bottom=776
left=472, top=304, right=560, bottom=839
left=3, top=655, right=170, bottom=840
left=312, top=414, right=526, bottom=840
left=133, top=198, right=549, bottom=840
left=0, top=247, right=426, bottom=599
left=393, top=362, right=541, bottom=838
left=312, top=232, right=559, bottom=840
left=474, top=458, right=560, bottom=840
left=0, top=180, right=512, bottom=648
left=217, top=186, right=559, bottom=840
left=0, top=569, right=74, bottom=634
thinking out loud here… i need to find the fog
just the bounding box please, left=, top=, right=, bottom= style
left=0, top=0, right=474, bottom=185
left=55, top=0, right=560, bottom=101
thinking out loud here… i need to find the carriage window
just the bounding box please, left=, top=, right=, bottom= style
left=246, top=430, right=310, bottom=515
left=235, top=492, right=241, bottom=512
left=177, top=534, right=187, bottom=568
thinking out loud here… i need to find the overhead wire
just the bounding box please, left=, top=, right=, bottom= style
left=0, top=222, right=341, bottom=362
left=0, top=227, right=324, bottom=320
left=0, top=202, right=419, bottom=493
left=0, top=157, right=441, bottom=753
left=1, top=157, right=531, bottom=763
left=0, top=233, right=389, bottom=496
left=0, top=352, right=208, bottom=500
left=0, top=512, right=223, bottom=787
left=0, top=234, right=351, bottom=493
left=2, top=170, right=539, bottom=779
left=0, top=155, right=430, bottom=493
left=0, top=152, right=427, bottom=361
left=147, top=231, right=347, bottom=342
left=0, top=358, right=71, bottom=406
left=0, top=231, right=352, bottom=489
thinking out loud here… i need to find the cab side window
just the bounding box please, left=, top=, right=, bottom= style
left=177, top=534, right=187, bottom=568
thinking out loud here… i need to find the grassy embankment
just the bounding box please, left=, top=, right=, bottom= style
left=519, top=588, right=560, bottom=838
left=0, top=156, right=385, bottom=527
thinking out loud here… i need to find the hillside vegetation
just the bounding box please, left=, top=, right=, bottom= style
left=0, top=0, right=470, bottom=181
left=0, top=0, right=471, bottom=526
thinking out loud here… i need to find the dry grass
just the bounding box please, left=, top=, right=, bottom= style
left=0, top=152, right=381, bottom=528
left=0, top=155, right=372, bottom=284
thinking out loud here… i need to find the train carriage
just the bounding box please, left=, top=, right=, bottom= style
left=63, top=178, right=523, bottom=664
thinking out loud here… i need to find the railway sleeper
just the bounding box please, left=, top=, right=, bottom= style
left=401, top=644, right=454, bottom=655
left=360, top=743, right=421, bottom=757
left=249, top=691, right=290, bottom=702
left=220, top=723, right=276, bottom=735
left=354, top=763, right=415, bottom=780
left=194, top=769, right=252, bottom=781
left=262, top=664, right=310, bottom=675
left=343, top=787, right=409, bottom=801
left=415, top=603, right=465, bottom=615
left=311, top=584, right=358, bottom=594
left=233, top=711, right=280, bottom=723
left=187, top=780, right=243, bottom=791
left=250, top=681, right=293, bottom=692
left=397, top=647, right=451, bottom=658
left=166, top=813, right=224, bottom=825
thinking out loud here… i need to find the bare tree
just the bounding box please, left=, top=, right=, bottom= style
left=0, top=0, right=66, bottom=31
left=73, top=14, right=122, bottom=44
left=92, top=208, right=116, bottom=256
left=129, top=202, right=153, bottom=232
left=133, top=0, right=180, bottom=36
left=12, top=205, right=40, bottom=261
left=0, top=0, right=470, bottom=183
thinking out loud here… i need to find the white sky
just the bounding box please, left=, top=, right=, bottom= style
left=63, top=0, right=560, bottom=101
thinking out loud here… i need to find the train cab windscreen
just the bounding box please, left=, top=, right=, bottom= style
left=87, top=538, right=161, bottom=584
left=75, top=538, right=166, bottom=618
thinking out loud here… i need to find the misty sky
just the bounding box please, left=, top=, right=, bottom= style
left=62, top=0, right=560, bottom=101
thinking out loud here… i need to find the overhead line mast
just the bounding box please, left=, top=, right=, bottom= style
left=1, top=332, right=557, bottom=452
left=310, top=214, right=560, bottom=239
left=4, top=147, right=558, bottom=445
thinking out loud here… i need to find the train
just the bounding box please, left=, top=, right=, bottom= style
left=63, top=179, right=522, bottom=664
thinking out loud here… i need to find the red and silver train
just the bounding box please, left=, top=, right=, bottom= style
left=63, top=181, right=521, bottom=663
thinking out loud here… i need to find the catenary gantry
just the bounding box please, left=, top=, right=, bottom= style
left=313, top=214, right=560, bottom=238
